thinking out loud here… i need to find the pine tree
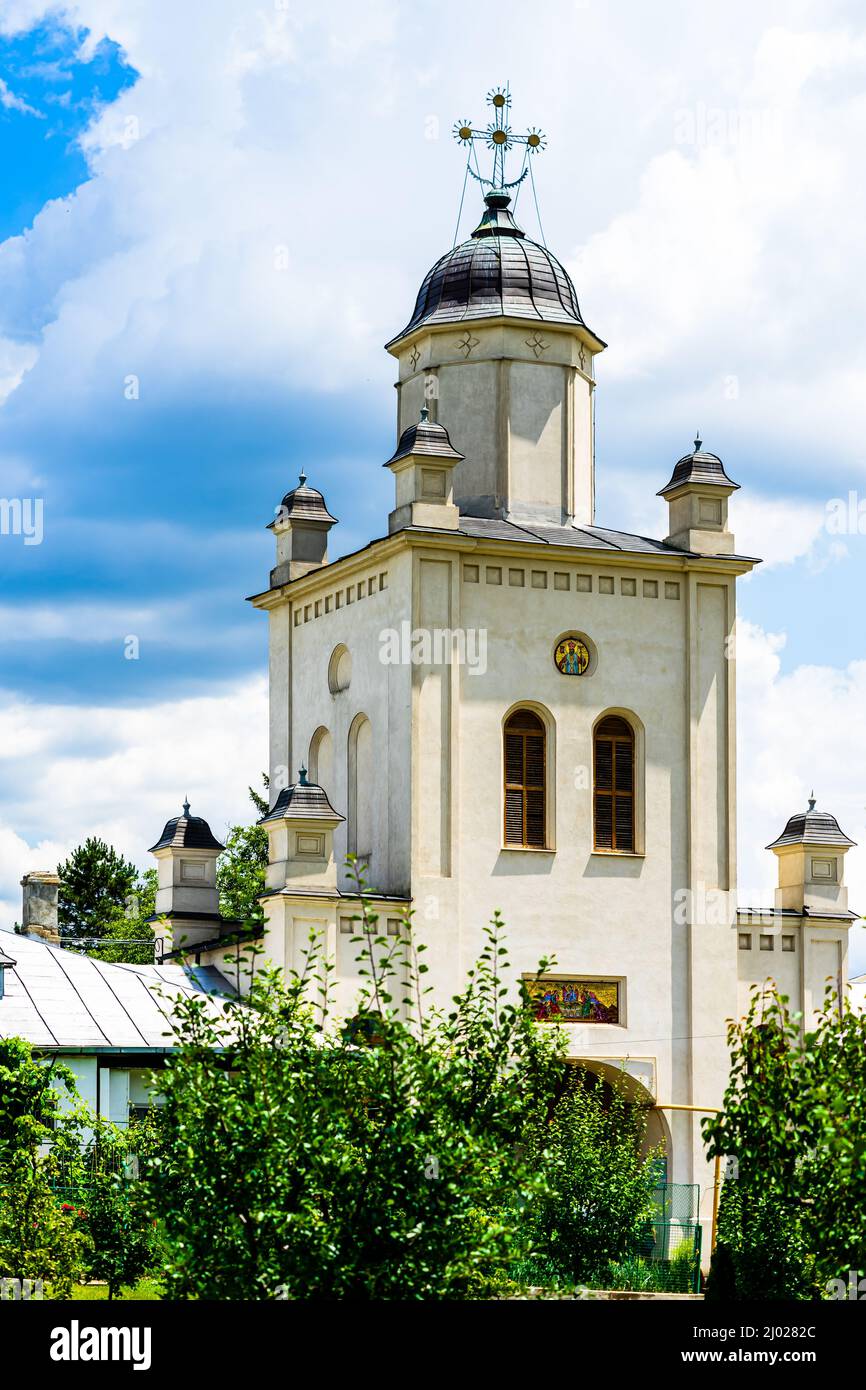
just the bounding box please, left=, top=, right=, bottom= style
left=57, top=837, right=138, bottom=939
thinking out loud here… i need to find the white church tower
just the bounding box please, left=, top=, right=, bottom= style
left=250, top=88, right=774, bottom=1247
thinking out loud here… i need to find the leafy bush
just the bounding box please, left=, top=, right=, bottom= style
left=0, top=1038, right=91, bottom=1296
left=704, top=985, right=866, bottom=1300
left=519, top=1068, right=659, bottom=1287
left=144, top=898, right=567, bottom=1299
left=76, top=1120, right=162, bottom=1300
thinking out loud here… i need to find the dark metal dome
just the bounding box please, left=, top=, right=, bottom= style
left=384, top=407, right=464, bottom=467
left=766, top=796, right=856, bottom=850
left=260, top=769, right=344, bottom=824
left=275, top=473, right=337, bottom=525
left=387, top=191, right=601, bottom=347
left=149, top=800, right=224, bottom=853
left=658, top=437, right=740, bottom=497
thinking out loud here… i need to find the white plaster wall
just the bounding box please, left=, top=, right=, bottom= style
left=279, top=547, right=414, bottom=896
left=439, top=564, right=692, bottom=1115
left=508, top=361, right=564, bottom=521
left=394, top=324, right=598, bottom=524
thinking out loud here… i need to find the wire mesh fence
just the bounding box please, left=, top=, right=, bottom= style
left=607, top=1183, right=702, bottom=1293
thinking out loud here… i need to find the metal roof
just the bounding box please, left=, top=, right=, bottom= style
left=658, top=438, right=740, bottom=497
left=385, top=410, right=464, bottom=467
left=387, top=191, right=603, bottom=348
left=457, top=516, right=697, bottom=555
left=0, top=930, right=235, bottom=1051
left=148, top=799, right=224, bottom=854
left=273, top=473, right=338, bottom=527
left=766, top=798, right=856, bottom=850
left=260, top=772, right=345, bottom=824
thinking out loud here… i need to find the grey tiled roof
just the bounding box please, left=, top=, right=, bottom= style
left=766, top=801, right=856, bottom=850
left=260, top=776, right=345, bottom=824
left=658, top=439, right=739, bottom=496
left=148, top=802, right=224, bottom=853
left=736, top=906, right=858, bottom=921
left=385, top=412, right=464, bottom=466
left=274, top=475, right=338, bottom=526
left=387, top=191, right=603, bottom=348
left=0, top=930, right=235, bottom=1051
left=456, top=515, right=696, bottom=556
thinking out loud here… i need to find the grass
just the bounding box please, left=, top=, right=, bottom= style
left=72, top=1278, right=162, bottom=1301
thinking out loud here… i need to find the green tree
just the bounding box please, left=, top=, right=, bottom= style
left=0, top=1036, right=78, bottom=1157
left=0, top=1038, right=90, bottom=1297
left=521, top=1069, right=658, bottom=1287
left=216, top=781, right=269, bottom=932
left=704, top=985, right=866, bottom=1300
left=57, top=837, right=138, bottom=939
left=83, top=869, right=159, bottom=964
left=143, top=894, right=566, bottom=1299
left=77, top=1118, right=161, bottom=1300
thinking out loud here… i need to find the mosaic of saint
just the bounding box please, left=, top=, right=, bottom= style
left=527, top=978, right=620, bottom=1024
left=554, top=635, right=590, bottom=676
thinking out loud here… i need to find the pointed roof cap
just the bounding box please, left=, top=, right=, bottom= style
left=271, top=474, right=338, bottom=528
left=766, top=794, right=856, bottom=850
left=384, top=406, right=464, bottom=468
left=148, top=800, right=225, bottom=853
left=658, top=436, right=740, bottom=497
left=259, top=768, right=345, bottom=824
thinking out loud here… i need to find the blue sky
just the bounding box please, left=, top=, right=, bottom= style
left=0, top=0, right=864, bottom=965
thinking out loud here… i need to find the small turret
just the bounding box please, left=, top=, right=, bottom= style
left=766, top=793, right=856, bottom=914
left=148, top=798, right=225, bottom=953
left=658, top=437, right=739, bottom=555
left=260, top=768, right=345, bottom=892
left=269, top=474, right=338, bottom=587
left=384, top=407, right=463, bottom=533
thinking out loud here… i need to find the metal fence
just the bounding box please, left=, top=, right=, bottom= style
left=617, top=1183, right=702, bottom=1293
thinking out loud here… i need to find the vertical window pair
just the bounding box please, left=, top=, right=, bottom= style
left=503, top=710, right=635, bottom=852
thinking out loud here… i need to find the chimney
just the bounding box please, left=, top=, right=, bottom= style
left=20, top=870, right=61, bottom=944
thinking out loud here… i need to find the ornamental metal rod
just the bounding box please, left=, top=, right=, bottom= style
left=652, top=1103, right=722, bottom=1254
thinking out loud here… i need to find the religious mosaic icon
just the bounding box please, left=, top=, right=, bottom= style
left=554, top=634, right=590, bottom=676
left=526, top=977, right=620, bottom=1024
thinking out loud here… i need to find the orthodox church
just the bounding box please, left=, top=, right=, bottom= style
left=5, top=95, right=857, bottom=1255
left=233, top=106, right=858, bottom=1242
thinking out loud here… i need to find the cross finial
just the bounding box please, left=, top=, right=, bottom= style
left=808, top=790, right=816, bottom=812
left=298, top=766, right=308, bottom=786
left=453, top=85, right=546, bottom=195
left=298, top=471, right=307, bottom=488
left=694, top=433, right=702, bottom=452
left=182, top=796, right=190, bottom=817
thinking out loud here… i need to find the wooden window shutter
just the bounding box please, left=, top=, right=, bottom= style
left=594, top=716, right=635, bottom=852
left=503, top=709, right=546, bottom=848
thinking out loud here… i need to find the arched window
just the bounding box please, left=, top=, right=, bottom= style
left=347, top=713, right=373, bottom=863
left=504, top=709, right=546, bottom=848
left=594, top=716, right=635, bottom=852
left=308, top=726, right=333, bottom=791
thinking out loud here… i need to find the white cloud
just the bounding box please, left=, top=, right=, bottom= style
left=598, top=475, right=834, bottom=573
left=737, top=619, right=866, bottom=971
left=0, top=76, right=42, bottom=117
left=570, top=23, right=866, bottom=475
left=731, top=493, right=830, bottom=569
left=0, top=675, right=268, bottom=931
